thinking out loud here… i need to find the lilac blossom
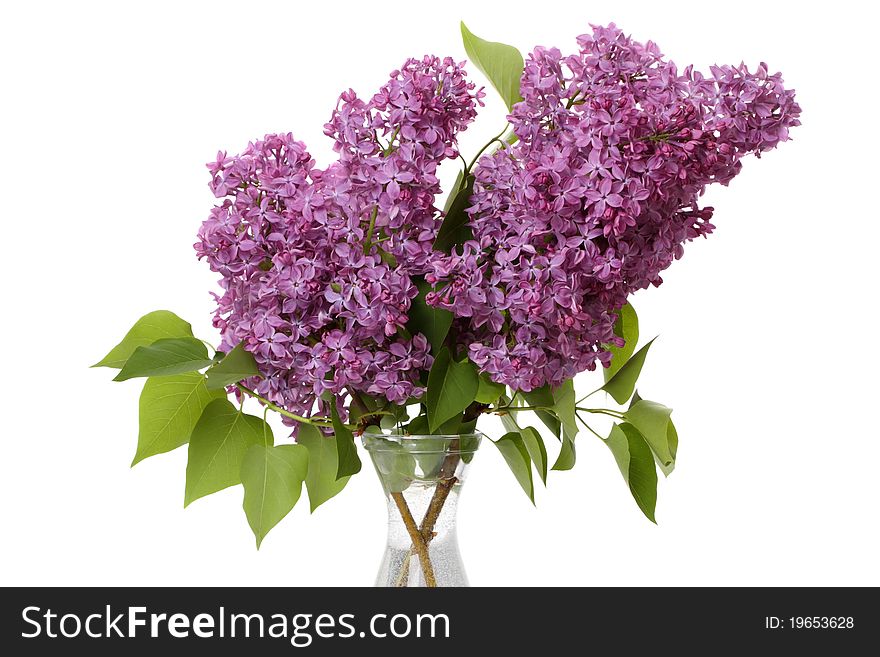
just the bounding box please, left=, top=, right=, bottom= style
left=196, top=57, right=482, bottom=421
left=427, top=24, right=800, bottom=391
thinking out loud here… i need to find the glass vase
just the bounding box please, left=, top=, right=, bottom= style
left=362, top=431, right=481, bottom=587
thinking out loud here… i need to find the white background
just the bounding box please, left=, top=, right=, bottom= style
left=1, top=0, right=877, bottom=587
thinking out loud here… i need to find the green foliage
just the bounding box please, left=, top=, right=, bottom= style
left=240, top=444, right=308, bottom=547
left=524, top=382, right=577, bottom=470
left=133, top=373, right=225, bottom=465
left=522, top=386, right=561, bottom=438
left=475, top=374, right=505, bottom=404
left=426, top=347, right=478, bottom=432
left=184, top=399, right=272, bottom=507
left=407, top=277, right=453, bottom=355
left=492, top=432, right=534, bottom=503
left=552, top=379, right=578, bottom=441
left=433, top=174, right=475, bottom=253
left=624, top=399, right=675, bottom=470
left=661, top=419, right=679, bottom=477
left=113, top=338, right=214, bottom=381
left=552, top=436, right=576, bottom=471
left=499, top=408, right=546, bottom=484
left=460, top=22, right=524, bottom=110
left=604, top=303, right=638, bottom=381
left=368, top=439, right=416, bottom=494
left=605, top=423, right=658, bottom=522
left=520, top=426, right=547, bottom=485
left=205, top=342, right=261, bottom=390
left=443, top=169, right=466, bottom=213
left=601, top=338, right=656, bottom=404
left=331, top=404, right=362, bottom=479
left=297, top=424, right=350, bottom=513
left=93, top=310, right=193, bottom=368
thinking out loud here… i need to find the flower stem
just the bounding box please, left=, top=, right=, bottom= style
left=363, top=206, right=378, bottom=254
left=235, top=384, right=345, bottom=429
left=577, top=407, right=626, bottom=419
left=464, top=124, right=510, bottom=177
left=390, top=492, right=437, bottom=587
left=394, top=446, right=461, bottom=587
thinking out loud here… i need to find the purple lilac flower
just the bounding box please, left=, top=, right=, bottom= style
left=196, top=57, right=482, bottom=421
left=428, top=24, right=800, bottom=391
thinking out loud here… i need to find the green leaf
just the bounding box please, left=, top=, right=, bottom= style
left=433, top=174, right=475, bottom=253
left=493, top=432, right=534, bottom=503
left=660, top=418, right=678, bottom=477
left=407, top=277, right=453, bottom=355
left=426, top=347, right=479, bottom=432
left=442, top=169, right=466, bottom=213
left=205, top=342, right=261, bottom=390
left=498, top=409, right=546, bottom=485
left=605, top=423, right=658, bottom=523
left=184, top=399, right=272, bottom=507
left=331, top=404, right=362, bottom=479
left=520, top=426, right=547, bottom=485
left=436, top=414, right=463, bottom=435
left=552, top=435, right=576, bottom=471
left=522, top=387, right=561, bottom=438
left=240, top=444, right=308, bottom=548
left=601, top=338, right=656, bottom=405
left=93, top=310, right=194, bottom=369
left=113, top=338, right=213, bottom=381
left=604, top=303, right=639, bottom=382
left=460, top=22, right=524, bottom=111
left=552, top=379, right=578, bottom=441
left=133, top=373, right=225, bottom=465
left=405, top=414, right=429, bottom=435
left=624, top=399, right=675, bottom=469
left=475, top=374, right=505, bottom=404
left=368, top=439, right=416, bottom=493
left=297, top=424, right=350, bottom=512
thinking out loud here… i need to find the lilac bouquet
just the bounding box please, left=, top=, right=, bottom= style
left=96, top=23, right=799, bottom=565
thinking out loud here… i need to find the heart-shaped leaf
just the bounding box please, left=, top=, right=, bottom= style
left=133, top=373, right=225, bottom=465
left=241, top=444, right=308, bottom=548
left=426, top=347, right=479, bottom=432
left=184, top=399, right=272, bottom=506
left=93, top=310, right=193, bottom=369
left=114, top=338, right=213, bottom=381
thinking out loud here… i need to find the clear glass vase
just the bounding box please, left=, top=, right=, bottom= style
left=362, top=431, right=481, bottom=587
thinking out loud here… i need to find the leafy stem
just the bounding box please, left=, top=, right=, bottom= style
left=488, top=404, right=625, bottom=420
left=363, top=206, right=379, bottom=254
left=464, top=124, right=510, bottom=177
left=576, top=411, right=605, bottom=440
left=235, top=383, right=348, bottom=429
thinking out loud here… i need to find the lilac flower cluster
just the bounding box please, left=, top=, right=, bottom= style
left=428, top=24, right=800, bottom=391
left=196, top=57, right=482, bottom=418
